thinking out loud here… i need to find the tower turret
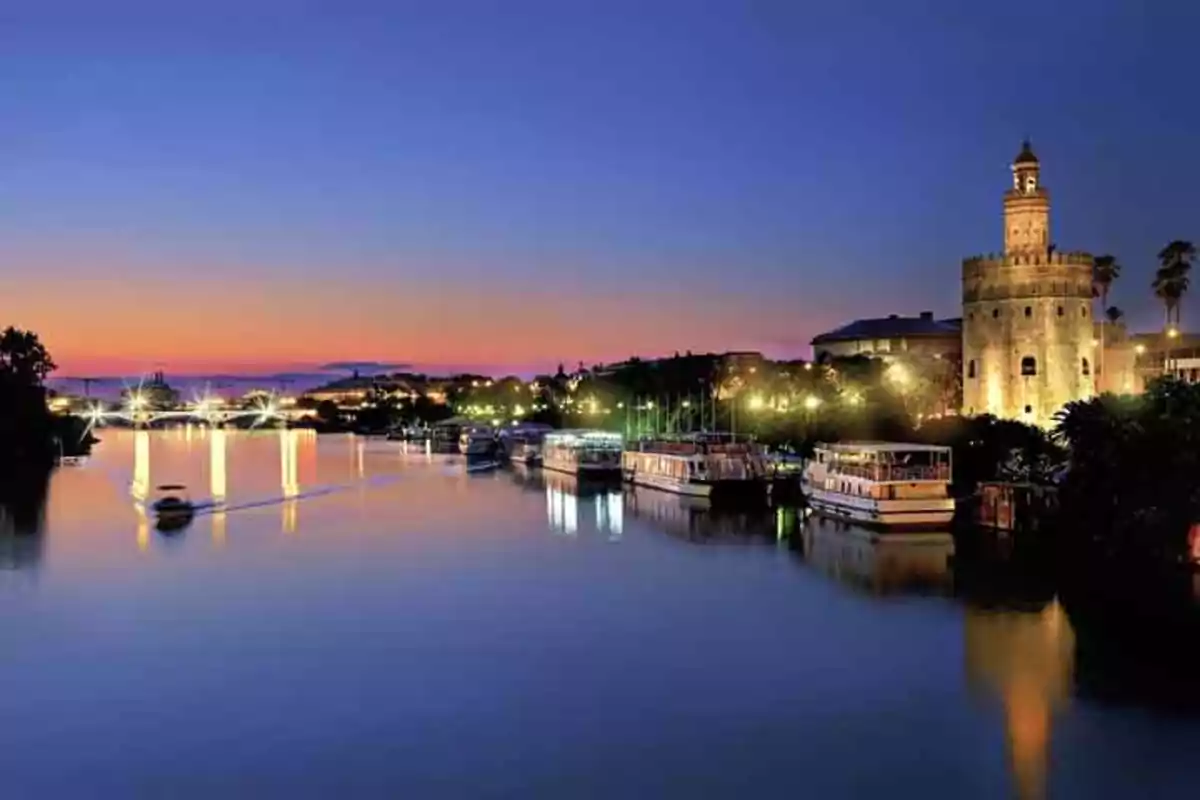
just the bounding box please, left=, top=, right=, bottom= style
left=1004, top=140, right=1050, bottom=255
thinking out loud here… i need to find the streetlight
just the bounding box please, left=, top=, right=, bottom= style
left=804, top=395, right=822, bottom=411
left=1135, top=344, right=1146, bottom=355
left=748, top=394, right=765, bottom=411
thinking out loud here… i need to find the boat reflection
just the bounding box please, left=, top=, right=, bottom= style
left=623, top=485, right=775, bottom=542
left=798, top=521, right=956, bottom=596
left=541, top=469, right=623, bottom=539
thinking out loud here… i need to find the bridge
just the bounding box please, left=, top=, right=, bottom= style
left=82, top=393, right=296, bottom=431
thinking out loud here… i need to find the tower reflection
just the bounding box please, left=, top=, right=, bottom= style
left=965, top=601, right=1074, bottom=800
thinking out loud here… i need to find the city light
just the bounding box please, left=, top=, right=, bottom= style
left=748, top=394, right=765, bottom=411
left=1135, top=344, right=1146, bottom=355
left=514, top=404, right=526, bottom=415
left=844, top=392, right=863, bottom=407
left=886, top=363, right=911, bottom=389
left=804, top=363, right=813, bottom=371
left=1168, top=326, right=1180, bottom=339
left=804, top=395, right=822, bottom=411
left=681, top=400, right=691, bottom=408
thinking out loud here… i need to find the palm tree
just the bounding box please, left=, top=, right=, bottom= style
left=1092, top=255, right=1120, bottom=382
left=1105, top=306, right=1124, bottom=325
left=1156, top=240, right=1196, bottom=328
left=1152, top=241, right=1194, bottom=376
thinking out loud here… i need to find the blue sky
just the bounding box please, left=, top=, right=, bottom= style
left=2, top=0, right=1198, bottom=372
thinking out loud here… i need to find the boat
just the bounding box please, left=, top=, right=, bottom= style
left=430, top=417, right=468, bottom=453
left=621, top=433, right=770, bottom=501
left=459, top=425, right=498, bottom=456
left=541, top=430, right=623, bottom=476
left=150, top=484, right=195, bottom=531
left=801, top=442, right=955, bottom=528
left=500, top=422, right=554, bottom=465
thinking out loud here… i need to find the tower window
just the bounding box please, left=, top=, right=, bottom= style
left=992, top=308, right=1000, bottom=319
left=1021, top=356, right=1037, bottom=376
left=968, top=360, right=976, bottom=378
left=1082, top=307, right=1088, bottom=318
left=1057, top=306, right=1064, bottom=317
left=1024, top=405, right=1033, bottom=414
left=1024, top=306, right=1032, bottom=318
left=1082, top=358, right=1090, bottom=376
left=968, top=312, right=974, bottom=321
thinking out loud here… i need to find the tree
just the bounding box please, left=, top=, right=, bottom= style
left=0, top=327, right=56, bottom=387
left=1105, top=306, right=1124, bottom=325
left=1092, top=255, right=1121, bottom=380
left=1153, top=241, right=1195, bottom=328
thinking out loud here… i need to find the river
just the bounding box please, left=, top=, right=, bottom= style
left=1, top=429, right=1198, bottom=797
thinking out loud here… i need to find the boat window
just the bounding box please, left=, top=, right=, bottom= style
left=1021, top=356, right=1037, bottom=376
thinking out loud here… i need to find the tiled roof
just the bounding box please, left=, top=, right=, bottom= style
left=811, top=316, right=961, bottom=345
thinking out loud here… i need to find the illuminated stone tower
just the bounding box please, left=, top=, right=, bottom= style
left=962, top=141, right=1095, bottom=426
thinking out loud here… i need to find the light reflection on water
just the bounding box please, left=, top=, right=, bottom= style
left=0, top=430, right=1196, bottom=797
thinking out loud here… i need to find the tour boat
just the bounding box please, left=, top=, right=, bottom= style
left=459, top=425, right=498, bottom=457
left=541, top=430, right=623, bottom=476
left=801, top=442, right=955, bottom=528
left=500, top=423, right=554, bottom=465
left=621, top=433, right=770, bottom=501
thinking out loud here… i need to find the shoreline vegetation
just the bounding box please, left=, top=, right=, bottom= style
left=0, top=327, right=94, bottom=476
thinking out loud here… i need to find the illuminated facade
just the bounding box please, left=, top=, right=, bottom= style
left=961, top=142, right=1095, bottom=426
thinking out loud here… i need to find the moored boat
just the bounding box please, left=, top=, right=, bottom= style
left=621, top=433, right=770, bottom=502
left=541, top=430, right=623, bottom=476
left=500, top=422, right=554, bottom=465
left=801, top=441, right=955, bottom=528
left=459, top=425, right=498, bottom=456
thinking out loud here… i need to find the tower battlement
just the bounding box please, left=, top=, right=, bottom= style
left=962, top=251, right=1092, bottom=269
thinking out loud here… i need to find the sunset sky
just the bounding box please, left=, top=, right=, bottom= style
left=4, top=1, right=1199, bottom=376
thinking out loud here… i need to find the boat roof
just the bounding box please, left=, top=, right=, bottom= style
left=544, top=429, right=623, bottom=442
left=815, top=441, right=950, bottom=454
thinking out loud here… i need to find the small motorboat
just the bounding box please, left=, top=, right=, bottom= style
left=151, top=484, right=195, bottom=531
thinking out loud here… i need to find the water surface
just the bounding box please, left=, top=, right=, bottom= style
left=2, top=429, right=1198, bottom=797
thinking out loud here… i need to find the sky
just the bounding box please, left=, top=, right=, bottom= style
left=3, top=0, right=1199, bottom=377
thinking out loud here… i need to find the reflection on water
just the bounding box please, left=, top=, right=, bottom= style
left=542, top=470, right=622, bottom=538
left=3, top=431, right=1196, bottom=797
left=624, top=485, right=775, bottom=542
left=280, top=429, right=300, bottom=533
left=800, top=522, right=956, bottom=596
left=966, top=601, right=1074, bottom=800
left=0, top=469, right=48, bottom=574
left=210, top=428, right=227, bottom=544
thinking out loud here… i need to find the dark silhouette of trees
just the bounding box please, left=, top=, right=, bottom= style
left=1053, top=378, right=1200, bottom=565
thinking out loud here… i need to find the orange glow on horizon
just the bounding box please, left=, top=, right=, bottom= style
left=15, top=276, right=846, bottom=375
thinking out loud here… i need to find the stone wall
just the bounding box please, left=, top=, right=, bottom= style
left=962, top=253, right=1095, bottom=426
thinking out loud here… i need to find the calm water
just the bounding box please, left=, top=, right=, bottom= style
left=2, top=429, right=1199, bottom=798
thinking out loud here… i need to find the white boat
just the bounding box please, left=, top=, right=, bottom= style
left=801, top=441, right=955, bottom=528
left=541, top=430, right=623, bottom=476
left=458, top=425, right=497, bottom=456
left=500, top=423, right=554, bottom=465
left=621, top=433, right=769, bottom=501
